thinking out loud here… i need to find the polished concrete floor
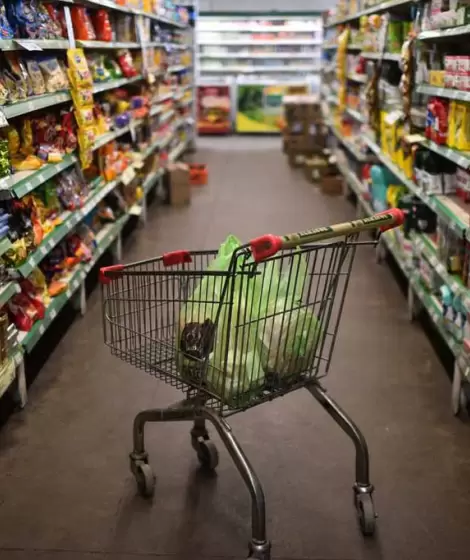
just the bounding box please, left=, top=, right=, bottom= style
left=0, top=137, right=470, bottom=560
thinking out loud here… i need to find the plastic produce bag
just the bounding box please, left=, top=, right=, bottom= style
left=177, top=235, right=264, bottom=403
left=255, top=252, right=321, bottom=377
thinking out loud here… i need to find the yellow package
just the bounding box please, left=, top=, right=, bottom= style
left=400, top=141, right=413, bottom=178
left=78, top=126, right=97, bottom=152
left=393, top=123, right=403, bottom=165
left=448, top=101, right=457, bottom=148
left=67, top=48, right=93, bottom=89
left=71, top=88, right=94, bottom=108
left=454, top=102, right=470, bottom=151
left=74, top=107, right=96, bottom=128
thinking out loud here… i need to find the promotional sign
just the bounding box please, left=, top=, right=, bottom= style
left=197, top=86, right=232, bottom=134
left=236, top=84, right=308, bottom=133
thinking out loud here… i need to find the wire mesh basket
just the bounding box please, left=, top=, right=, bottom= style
left=101, top=210, right=404, bottom=415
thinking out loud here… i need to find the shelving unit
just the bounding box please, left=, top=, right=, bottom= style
left=0, top=1, right=193, bottom=408
left=196, top=11, right=322, bottom=134
left=322, top=0, right=470, bottom=415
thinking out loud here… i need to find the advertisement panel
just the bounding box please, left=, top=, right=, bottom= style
left=197, top=85, right=232, bottom=134
left=236, top=84, right=308, bottom=133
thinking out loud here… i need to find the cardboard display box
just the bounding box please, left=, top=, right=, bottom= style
left=320, top=175, right=343, bottom=196
left=167, top=162, right=191, bottom=206
left=304, top=153, right=337, bottom=183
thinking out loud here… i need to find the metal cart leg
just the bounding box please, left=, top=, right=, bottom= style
left=128, top=404, right=270, bottom=559
left=307, top=383, right=377, bottom=537
left=201, top=408, right=271, bottom=560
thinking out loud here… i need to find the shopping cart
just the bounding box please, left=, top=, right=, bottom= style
left=100, top=208, right=404, bottom=560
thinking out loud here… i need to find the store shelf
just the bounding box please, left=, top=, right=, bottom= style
left=15, top=177, right=120, bottom=278
left=328, top=124, right=372, bottom=162
left=0, top=358, right=16, bottom=400
left=420, top=139, right=470, bottom=170
left=325, top=0, right=414, bottom=28
left=0, top=282, right=20, bottom=308
left=419, top=23, right=470, bottom=41
left=363, top=134, right=470, bottom=234
left=344, top=107, right=365, bottom=123
left=3, top=92, right=72, bottom=119
left=92, top=75, right=144, bottom=94
left=77, top=40, right=141, bottom=49
left=411, top=231, right=470, bottom=311
left=168, top=65, right=189, bottom=73
left=347, top=73, right=368, bottom=83
left=142, top=168, right=164, bottom=195
left=416, top=84, right=470, bottom=101
left=0, top=237, right=13, bottom=258
left=361, top=51, right=402, bottom=62
left=169, top=140, right=189, bottom=162
left=0, top=154, right=78, bottom=200
left=336, top=157, right=373, bottom=212
left=18, top=213, right=131, bottom=354
left=0, top=39, right=69, bottom=51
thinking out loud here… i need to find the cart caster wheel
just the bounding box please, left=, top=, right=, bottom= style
left=133, top=462, right=155, bottom=498
left=355, top=493, right=376, bottom=537
left=195, top=440, right=219, bottom=470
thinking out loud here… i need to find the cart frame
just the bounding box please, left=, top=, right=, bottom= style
left=101, top=209, right=404, bottom=559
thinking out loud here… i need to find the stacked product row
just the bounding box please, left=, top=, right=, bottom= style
left=322, top=0, right=470, bottom=414
left=0, top=0, right=194, bottom=408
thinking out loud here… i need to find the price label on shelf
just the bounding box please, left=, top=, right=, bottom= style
left=0, top=108, right=9, bottom=128
left=122, top=166, right=136, bottom=186
left=15, top=40, right=43, bottom=51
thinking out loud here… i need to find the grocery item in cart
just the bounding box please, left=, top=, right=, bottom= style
left=177, top=234, right=264, bottom=400
left=255, top=253, right=321, bottom=378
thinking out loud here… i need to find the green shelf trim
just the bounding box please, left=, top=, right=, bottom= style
left=325, top=0, right=414, bottom=28
left=78, top=40, right=141, bottom=49
left=416, top=84, right=470, bottom=101
left=169, top=140, right=188, bottom=162
left=419, top=23, right=470, bottom=41
left=0, top=281, right=20, bottom=308
left=421, top=138, right=470, bottom=170
left=0, top=39, right=69, bottom=51
left=0, top=154, right=78, bottom=200
left=3, top=91, right=71, bottom=119
left=20, top=213, right=130, bottom=353
left=142, top=169, right=164, bottom=195
left=344, top=107, right=365, bottom=123
left=92, top=75, right=143, bottom=94
left=0, top=236, right=13, bottom=257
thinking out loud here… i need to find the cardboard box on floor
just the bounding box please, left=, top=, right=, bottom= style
left=304, top=152, right=337, bottom=184
left=167, top=162, right=191, bottom=206
left=283, top=94, right=323, bottom=135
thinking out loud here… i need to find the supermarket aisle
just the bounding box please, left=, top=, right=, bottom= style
left=1, top=137, right=470, bottom=560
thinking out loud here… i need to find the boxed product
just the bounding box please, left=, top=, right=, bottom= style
left=167, top=162, right=190, bottom=206
left=283, top=94, right=323, bottom=133
left=321, top=175, right=343, bottom=196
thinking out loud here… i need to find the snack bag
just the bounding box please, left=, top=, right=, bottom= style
left=254, top=252, right=321, bottom=378
left=177, top=235, right=265, bottom=404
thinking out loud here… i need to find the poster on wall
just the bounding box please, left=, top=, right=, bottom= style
left=197, top=86, right=232, bottom=134
left=236, top=84, right=308, bottom=133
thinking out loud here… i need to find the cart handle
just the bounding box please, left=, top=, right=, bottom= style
left=249, top=208, right=405, bottom=262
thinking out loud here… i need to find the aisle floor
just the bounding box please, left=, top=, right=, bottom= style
left=1, top=138, right=470, bottom=560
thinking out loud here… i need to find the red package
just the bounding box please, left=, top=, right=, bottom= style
left=117, top=50, right=138, bottom=78
left=91, top=9, right=113, bottom=42
left=71, top=7, right=96, bottom=41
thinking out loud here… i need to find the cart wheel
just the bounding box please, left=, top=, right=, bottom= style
left=196, top=440, right=219, bottom=470
left=355, top=493, right=376, bottom=537
left=134, top=462, right=155, bottom=498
